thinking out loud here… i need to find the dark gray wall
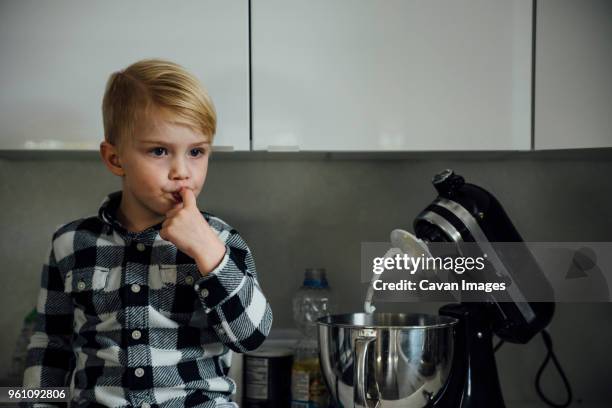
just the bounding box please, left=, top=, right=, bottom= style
left=1, top=149, right=611, bottom=404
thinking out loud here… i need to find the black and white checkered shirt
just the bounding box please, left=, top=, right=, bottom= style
left=23, top=191, right=273, bottom=408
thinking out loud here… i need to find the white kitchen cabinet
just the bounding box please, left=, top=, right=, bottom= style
left=535, top=0, right=612, bottom=150
left=252, top=0, right=533, bottom=151
left=0, top=0, right=250, bottom=151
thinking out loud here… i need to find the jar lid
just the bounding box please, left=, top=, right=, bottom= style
left=304, top=268, right=328, bottom=288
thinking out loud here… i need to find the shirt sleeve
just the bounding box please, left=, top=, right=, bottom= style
left=193, top=228, right=273, bottom=353
left=22, top=237, right=75, bottom=404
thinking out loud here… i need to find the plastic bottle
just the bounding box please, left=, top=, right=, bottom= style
left=10, top=308, right=37, bottom=385
left=291, top=268, right=333, bottom=408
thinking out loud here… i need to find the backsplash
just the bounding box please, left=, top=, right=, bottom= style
left=1, top=149, right=611, bottom=403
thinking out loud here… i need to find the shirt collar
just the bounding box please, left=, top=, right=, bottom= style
left=98, top=190, right=163, bottom=240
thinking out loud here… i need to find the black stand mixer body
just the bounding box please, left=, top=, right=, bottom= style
left=411, top=170, right=555, bottom=407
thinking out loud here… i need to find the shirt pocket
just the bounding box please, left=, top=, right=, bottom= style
left=158, top=264, right=200, bottom=287
left=153, top=264, right=200, bottom=316
left=66, top=266, right=110, bottom=315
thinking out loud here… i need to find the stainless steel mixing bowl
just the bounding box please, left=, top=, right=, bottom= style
left=317, top=313, right=458, bottom=408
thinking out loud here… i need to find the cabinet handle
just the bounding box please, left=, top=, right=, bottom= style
left=212, top=145, right=234, bottom=152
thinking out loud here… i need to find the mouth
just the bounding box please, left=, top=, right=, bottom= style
left=171, top=192, right=183, bottom=203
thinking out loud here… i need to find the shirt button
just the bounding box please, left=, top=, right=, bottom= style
left=132, top=330, right=142, bottom=340
left=77, top=281, right=86, bottom=291
left=218, top=327, right=225, bottom=335
left=134, top=367, right=145, bottom=378
left=185, top=276, right=194, bottom=285
left=200, top=288, right=209, bottom=298
left=141, top=403, right=151, bottom=408
left=136, top=243, right=146, bottom=251
left=131, top=284, right=141, bottom=293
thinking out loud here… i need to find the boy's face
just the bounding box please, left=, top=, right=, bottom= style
left=101, top=109, right=211, bottom=226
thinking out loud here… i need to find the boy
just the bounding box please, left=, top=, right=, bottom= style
left=23, top=59, right=273, bottom=408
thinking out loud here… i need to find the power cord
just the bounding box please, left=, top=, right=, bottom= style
left=535, top=329, right=573, bottom=407
left=494, top=329, right=572, bottom=408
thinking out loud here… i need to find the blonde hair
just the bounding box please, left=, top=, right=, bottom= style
left=102, top=59, right=216, bottom=148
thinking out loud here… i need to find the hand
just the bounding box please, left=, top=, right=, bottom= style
left=159, top=187, right=226, bottom=276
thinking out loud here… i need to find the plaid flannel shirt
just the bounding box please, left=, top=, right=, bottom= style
left=22, top=191, right=273, bottom=408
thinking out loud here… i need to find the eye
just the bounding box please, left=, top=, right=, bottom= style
left=149, top=147, right=167, bottom=157
left=190, top=148, right=206, bottom=157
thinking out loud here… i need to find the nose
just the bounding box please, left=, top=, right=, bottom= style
left=169, top=156, right=189, bottom=180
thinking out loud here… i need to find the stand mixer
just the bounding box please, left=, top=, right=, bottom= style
left=318, top=169, right=556, bottom=408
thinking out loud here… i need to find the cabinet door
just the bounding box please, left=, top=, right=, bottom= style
left=252, top=0, right=532, bottom=151
left=535, top=0, right=612, bottom=149
left=0, top=0, right=249, bottom=151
